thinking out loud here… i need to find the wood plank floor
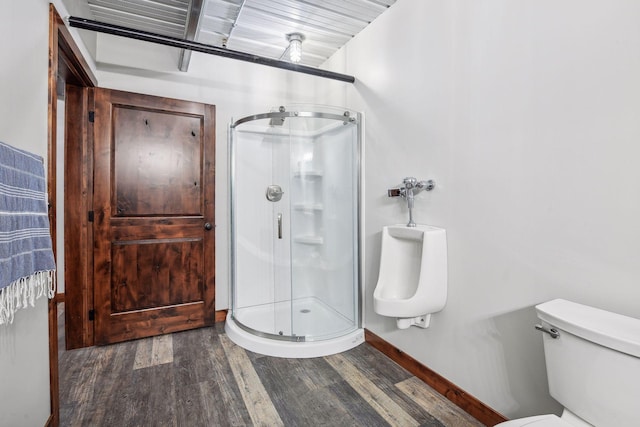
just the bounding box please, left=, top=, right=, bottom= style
left=59, top=319, right=484, bottom=427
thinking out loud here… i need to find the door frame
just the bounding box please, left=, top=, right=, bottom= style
left=47, top=5, right=97, bottom=425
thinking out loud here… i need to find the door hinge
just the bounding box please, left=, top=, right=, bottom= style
left=88, top=210, right=94, bottom=222
left=88, top=111, right=95, bottom=123
left=88, top=309, right=95, bottom=321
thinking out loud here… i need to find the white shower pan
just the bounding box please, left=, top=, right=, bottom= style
left=226, top=297, right=365, bottom=358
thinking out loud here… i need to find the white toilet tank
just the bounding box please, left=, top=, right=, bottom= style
left=536, top=299, right=640, bottom=427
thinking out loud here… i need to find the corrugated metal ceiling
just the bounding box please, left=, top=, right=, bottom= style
left=86, top=0, right=396, bottom=68
left=87, top=0, right=191, bottom=38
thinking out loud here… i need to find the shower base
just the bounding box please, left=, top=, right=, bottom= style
left=225, top=297, right=364, bottom=358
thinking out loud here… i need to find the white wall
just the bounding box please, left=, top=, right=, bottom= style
left=322, top=0, right=640, bottom=419
left=0, top=1, right=53, bottom=425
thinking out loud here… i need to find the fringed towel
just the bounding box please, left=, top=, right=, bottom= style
left=0, top=141, right=56, bottom=325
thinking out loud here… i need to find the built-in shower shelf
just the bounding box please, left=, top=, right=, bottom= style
left=293, top=203, right=323, bottom=212
left=293, top=170, right=323, bottom=179
left=293, top=235, right=324, bottom=245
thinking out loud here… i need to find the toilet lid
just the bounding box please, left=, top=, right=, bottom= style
left=497, top=414, right=571, bottom=427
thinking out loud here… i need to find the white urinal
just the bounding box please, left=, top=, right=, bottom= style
left=373, top=225, right=447, bottom=329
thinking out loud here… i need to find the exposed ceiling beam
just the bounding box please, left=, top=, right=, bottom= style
left=178, top=0, right=205, bottom=71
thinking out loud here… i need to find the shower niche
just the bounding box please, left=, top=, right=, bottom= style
left=227, top=105, right=363, bottom=358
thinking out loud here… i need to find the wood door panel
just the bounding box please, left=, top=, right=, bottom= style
left=108, top=302, right=205, bottom=342
left=113, top=106, right=203, bottom=217
left=93, top=88, right=215, bottom=345
left=111, top=238, right=203, bottom=312
left=111, top=218, right=204, bottom=239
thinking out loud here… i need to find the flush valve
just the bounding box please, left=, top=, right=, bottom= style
left=387, top=177, right=435, bottom=227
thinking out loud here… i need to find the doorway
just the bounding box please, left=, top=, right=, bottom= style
left=48, top=5, right=217, bottom=425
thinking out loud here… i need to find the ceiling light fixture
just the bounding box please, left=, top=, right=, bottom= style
left=286, top=33, right=305, bottom=63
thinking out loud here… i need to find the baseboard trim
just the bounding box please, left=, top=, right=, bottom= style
left=215, top=309, right=228, bottom=323
left=364, top=329, right=507, bottom=427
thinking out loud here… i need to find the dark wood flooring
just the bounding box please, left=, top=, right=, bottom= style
left=58, top=309, right=483, bottom=427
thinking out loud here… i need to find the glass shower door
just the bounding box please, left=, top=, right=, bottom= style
left=233, top=122, right=291, bottom=337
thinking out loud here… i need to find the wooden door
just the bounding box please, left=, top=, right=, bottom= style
left=93, top=88, right=215, bottom=345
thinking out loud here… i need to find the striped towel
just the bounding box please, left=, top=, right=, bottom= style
left=0, top=141, right=56, bottom=325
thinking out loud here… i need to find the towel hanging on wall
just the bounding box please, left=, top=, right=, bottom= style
left=0, top=141, right=56, bottom=325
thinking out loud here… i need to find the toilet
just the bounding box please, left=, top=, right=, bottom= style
left=498, top=299, right=640, bottom=427
left=373, top=224, right=447, bottom=329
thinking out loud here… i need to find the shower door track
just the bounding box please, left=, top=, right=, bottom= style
left=231, top=111, right=358, bottom=128
left=231, top=314, right=306, bottom=342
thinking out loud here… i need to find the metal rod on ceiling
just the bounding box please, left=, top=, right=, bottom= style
left=67, top=16, right=356, bottom=83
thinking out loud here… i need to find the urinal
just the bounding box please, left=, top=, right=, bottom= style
left=373, top=225, right=447, bottom=329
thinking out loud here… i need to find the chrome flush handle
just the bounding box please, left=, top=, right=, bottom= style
left=535, top=324, right=560, bottom=339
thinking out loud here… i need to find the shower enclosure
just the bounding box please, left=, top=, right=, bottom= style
left=225, top=105, right=363, bottom=358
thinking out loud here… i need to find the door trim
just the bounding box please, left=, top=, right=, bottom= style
left=47, top=5, right=97, bottom=426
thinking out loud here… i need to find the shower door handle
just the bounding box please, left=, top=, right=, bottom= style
left=277, top=213, right=283, bottom=239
